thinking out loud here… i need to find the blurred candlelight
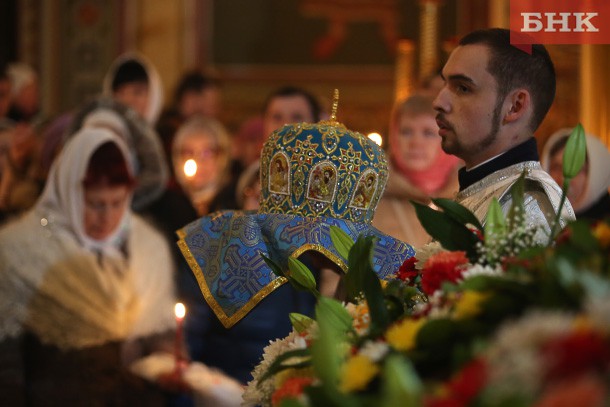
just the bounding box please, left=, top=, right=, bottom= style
left=175, top=302, right=186, bottom=319
left=367, top=132, right=383, bottom=147
left=183, top=159, right=197, bottom=177
left=174, top=302, right=186, bottom=374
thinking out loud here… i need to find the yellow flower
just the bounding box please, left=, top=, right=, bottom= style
left=348, top=302, right=371, bottom=334
left=453, top=291, right=491, bottom=320
left=593, top=222, right=610, bottom=248
left=385, top=318, right=426, bottom=351
left=339, top=354, right=379, bottom=393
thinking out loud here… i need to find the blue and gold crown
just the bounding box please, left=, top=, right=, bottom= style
left=177, top=90, right=413, bottom=328
left=259, top=91, right=389, bottom=224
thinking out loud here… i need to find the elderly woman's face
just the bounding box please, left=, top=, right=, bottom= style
left=83, top=184, right=130, bottom=240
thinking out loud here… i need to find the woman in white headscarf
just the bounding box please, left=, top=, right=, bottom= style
left=41, top=52, right=169, bottom=211
left=0, top=128, right=177, bottom=405
left=102, top=52, right=164, bottom=125
left=67, top=98, right=169, bottom=211
left=542, top=128, right=610, bottom=221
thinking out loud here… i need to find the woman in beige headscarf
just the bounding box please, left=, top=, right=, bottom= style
left=373, top=94, right=461, bottom=248
left=0, top=128, right=177, bottom=405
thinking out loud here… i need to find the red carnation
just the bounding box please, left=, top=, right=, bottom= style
left=424, top=358, right=487, bottom=407
left=447, top=358, right=488, bottom=402
left=421, top=251, right=469, bottom=295
left=396, top=256, right=419, bottom=284
left=542, top=329, right=610, bottom=381
left=271, top=376, right=315, bottom=406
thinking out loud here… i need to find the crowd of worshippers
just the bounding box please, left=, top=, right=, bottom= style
left=0, top=28, right=609, bottom=406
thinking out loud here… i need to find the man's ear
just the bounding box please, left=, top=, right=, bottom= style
left=503, top=89, right=531, bottom=124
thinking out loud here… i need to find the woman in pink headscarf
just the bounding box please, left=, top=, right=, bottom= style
left=373, top=94, right=461, bottom=248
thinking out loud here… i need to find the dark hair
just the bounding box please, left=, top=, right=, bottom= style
left=83, top=141, right=135, bottom=188
left=459, top=28, right=556, bottom=132
left=111, top=59, right=149, bottom=92
left=262, top=86, right=322, bottom=122
left=174, top=71, right=220, bottom=104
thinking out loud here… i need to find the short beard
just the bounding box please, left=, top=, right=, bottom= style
left=447, top=95, right=503, bottom=159
left=479, top=96, right=503, bottom=152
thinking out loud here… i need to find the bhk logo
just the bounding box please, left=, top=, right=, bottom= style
left=510, top=0, right=610, bottom=52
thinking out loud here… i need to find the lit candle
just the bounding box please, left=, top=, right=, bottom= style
left=174, top=302, right=186, bottom=373
left=184, top=159, right=197, bottom=177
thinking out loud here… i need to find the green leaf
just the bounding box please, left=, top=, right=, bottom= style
left=290, top=313, right=315, bottom=334
left=315, top=296, right=352, bottom=332
left=330, top=225, right=354, bottom=260
left=459, top=275, right=499, bottom=291
left=304, top=385, right=357, bottom=407
left=263, top=253, right=312, bottom=293
left=258, top=348, right=311, bottom=385
left=556, top=258, right=610, bottom=298
left=311, top=297, right=350, bottom=391
left=548, top=123, right=586, bottom=243
left=288, top=257, right=319, bottom=294
left=416, top=318, right=457, bottom=348
left=562, top=123, right=587, bottom=179
left=484, top=198, right=506, bottom=238
left=412, top=200, right=480, bottom=261
left=432, top=198, right=484, bottom=232
left=507, top=173, right=526, bottom=230
left=278, top=398, right=307, bottom=407
left=261, top=252, right=287, bottom=279
left=381, top=355, right=422, bottom=407
left=344, top=235, right=373, bottom=299
left=344, top=236, right=390, bottom=332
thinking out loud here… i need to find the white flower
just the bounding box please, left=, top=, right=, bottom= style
left=460, top=264, right=503, bottom=281
left=482, top=310, right=576, bottom=402
left=358, top=340, right=389, bottom=362
left=243, top=329, right=308, bottom=407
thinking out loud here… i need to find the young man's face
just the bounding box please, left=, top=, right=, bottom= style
left=114, top=82, right=149, bottom=119
left=433, top=44, right=505, bottom=168
left=263, top=95, right=314, bottom=138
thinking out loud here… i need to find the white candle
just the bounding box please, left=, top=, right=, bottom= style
left=174, top=302, right=186, bottom=372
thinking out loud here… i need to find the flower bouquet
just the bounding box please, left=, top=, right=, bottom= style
left=243, top=124, right=610, bottom=407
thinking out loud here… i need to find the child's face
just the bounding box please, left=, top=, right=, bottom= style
left=114, top=82, right=149, bottom=118
left=394, top=113, right=441, bottom=172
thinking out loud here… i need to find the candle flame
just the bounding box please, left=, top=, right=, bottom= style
left=175, top=302, right=186, bottom=319
left=367, top=132, right=383, bottom=147
left=184, top=159, right=197, bottom=177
